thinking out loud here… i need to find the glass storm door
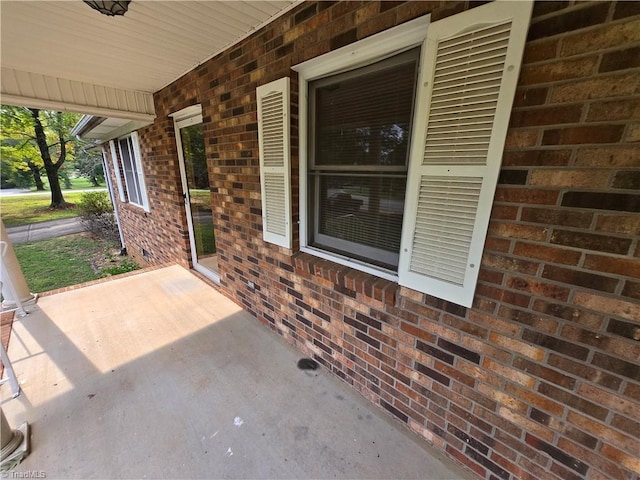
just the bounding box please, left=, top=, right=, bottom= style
left=176, top=121, right=218, bottom=282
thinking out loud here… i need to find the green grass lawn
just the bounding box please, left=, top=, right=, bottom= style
left=14, top=233, right=140, bottom=293
left=0, top=191, right=88, bottom=227
left=68, top=177, right=100, bottom=190
left=37, top=176, right=101, bottom=192
left=193, top=220, right=216, bottom=255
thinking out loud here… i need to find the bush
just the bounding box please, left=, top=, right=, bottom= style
left=78, top=191, right=118, bottom=241
left=100, top=260, right=140, bottom=277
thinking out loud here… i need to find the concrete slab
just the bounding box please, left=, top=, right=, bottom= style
left=1, top=265, right=474, bottom=479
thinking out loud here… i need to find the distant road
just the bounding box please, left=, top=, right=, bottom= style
left=6, top=218, right=86, bottom=244
left=0, top=188, right=106, bottom=197
left=1, top=188, right=106, bottom=243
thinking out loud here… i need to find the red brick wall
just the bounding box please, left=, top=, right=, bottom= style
left=102, top=115, right=192, bottom=267
left=105, top=2, right=640, bottom=479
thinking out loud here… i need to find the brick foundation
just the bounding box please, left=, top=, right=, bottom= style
left=103, top=2, right=640, bottom=479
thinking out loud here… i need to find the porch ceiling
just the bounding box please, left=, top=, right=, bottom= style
left=0, top=0, right=298, bottom=119
left=1, top=265, right=473, bottom=479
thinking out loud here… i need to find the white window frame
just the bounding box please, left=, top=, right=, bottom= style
left=307, top=50, right=419, bottom=270
left=108, top=139, right=126, bottom=202
left=293, top=14, right=430, bottom=282
left=117, top=132, right=150, bottom=211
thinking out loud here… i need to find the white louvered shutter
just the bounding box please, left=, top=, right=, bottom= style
left=257, top=77, right=292, bottom=248
left=108, top=140, right=126, bottom=202
left=130, top=131, right=150, bottom=211
left=398, top=0, right=533, bottom=307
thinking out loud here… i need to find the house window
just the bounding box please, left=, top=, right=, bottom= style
left=117, top=132, right=149, bottom=211
left=108, top=140, right=126, bottom=202
left=283, top=2, right=531, bottom=306
left=308, top=49, right=419, bottom=270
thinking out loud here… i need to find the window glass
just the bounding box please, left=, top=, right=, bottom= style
left=313, top=174, right=407, bottom=268
left=314, top=59, right=417, bottom=168
left=119, top=137, right=142, bottom=206
left=308, top=49, right=419, bottom=269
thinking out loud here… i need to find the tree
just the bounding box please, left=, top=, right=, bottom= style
left=73, top=148, right=105, bottom=187
left=0, top=140, right=45, bottom=189
left=1, top=105, right=80, bottom=207
left=30, top=108, right=79, bottom=207
left=1, top=112, right=47, bottom=190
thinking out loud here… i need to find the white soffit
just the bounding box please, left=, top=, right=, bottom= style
left=0, top=0, right=298, bottom=115
left=78, top=117, right=155, bottom=143
left=0, top=67, right=157, bottom=121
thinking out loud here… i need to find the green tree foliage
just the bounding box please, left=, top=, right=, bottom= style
left=1, top=105, right=80, bottom=207
left=0, top=141, right=41, bottom=189
left=73, top=150, right=105, bottom=187
left=0, top=111, right=46, bottom=189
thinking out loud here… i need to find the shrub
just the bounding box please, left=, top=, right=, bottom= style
left=100, top=260, right=141, bottom=277
left=78, top=191, right=118, bottom=241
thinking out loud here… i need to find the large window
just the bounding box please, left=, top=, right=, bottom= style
left=118, top=133, right=149, bottom=210
left=308, top=50, right=419, bottom=270
left=264, top=3, right=532, bottom=306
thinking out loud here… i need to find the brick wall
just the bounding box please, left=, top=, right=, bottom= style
left=105, top=2, right=640, bottom=479
left=102, top=111, right=193, bottom=267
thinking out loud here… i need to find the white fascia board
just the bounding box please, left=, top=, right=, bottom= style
left=71, top=114, right=95, bottom=137
left=1, top=67, right=156, bottom=121
left=1, top=93, right=156, bottom=123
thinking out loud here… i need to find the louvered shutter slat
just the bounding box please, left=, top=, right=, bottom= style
left=434, top=60, right=506, bottom=82
left=431, top=93, right=501, bottom=110
left=398, top=0, right=532, bottom=307
left=438, top=22, right=511, bottom=53
left=426, top=127, right=493, bottom=137
left=264, top=173, right=287, bottom=236
left=257, top=77, right=292, bottom=248
left=432, top=83, right=499, bottom=97
left=437, top=44, right=511, bottom=72
left=429, top=110, right=497, bottom=122
left=430, top=101, right=499, bottom=117
left=409, top=176, right=481, bottom=286
left=427, top=137, right=492, bottom=146
left=416, top=219, right=476, bottom=234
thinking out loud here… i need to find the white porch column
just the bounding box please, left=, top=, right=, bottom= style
left=0, top=408, right=29, bottom=468
left=0, top=219, right=36, bottom=309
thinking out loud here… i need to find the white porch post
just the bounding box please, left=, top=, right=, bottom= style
left=0, top=219, right=36, bottom=310
left=0, top=408, right=29, bottom=469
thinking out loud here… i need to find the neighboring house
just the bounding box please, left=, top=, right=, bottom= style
left=19, top=1, right=640, bottom=479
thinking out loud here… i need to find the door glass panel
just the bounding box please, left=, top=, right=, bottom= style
left=180, top=124, right=217, bottom=273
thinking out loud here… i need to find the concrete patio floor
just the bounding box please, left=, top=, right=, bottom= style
left=1, top=265, right=473, bottom=479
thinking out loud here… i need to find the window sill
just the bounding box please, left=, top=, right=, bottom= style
left=293, top=251, right=399, bottom=307
left=122, top=202, right=150, bottom=215
left=300, top=246, right=398, bottom=281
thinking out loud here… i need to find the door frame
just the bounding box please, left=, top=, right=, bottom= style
left=171, top=105, right=220, bottom=284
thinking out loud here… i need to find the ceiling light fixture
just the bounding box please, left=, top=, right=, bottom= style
left=84, top=1, right=131, bottom=17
